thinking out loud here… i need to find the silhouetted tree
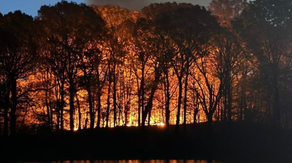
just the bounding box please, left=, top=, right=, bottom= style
left=75, top=9, right=106, bottom=129
left=0, top=11, right=37, bottom=135
left=38, top=1, right=106, bottom=131
left=235, top=0, right=292, bottom=125
left=155, top=4, right=219, bottom=127
left=93, top=5, right=140, bottom=127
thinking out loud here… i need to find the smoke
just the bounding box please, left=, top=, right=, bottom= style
left=86, top=0, right=212, bottom=11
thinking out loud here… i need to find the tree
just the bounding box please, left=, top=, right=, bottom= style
left=212, top=28, right=244, bottom=121
left=75, top=11, right=106, bottom=130
left=92, top=5, right=140, bottom=127
left=132, top=17, right=157, bottom=127
left=38, top=1, right=106, bottom=131
left=191, top=55, right=223, bottom=126
left=0, top=13, right=9, bottom=135
left=209, top=0, right=247, bottom=28
left=155, top=3, right=219, bottom=127
left=0, top=11, right=38, bottom=135
left=235, top=0, right=292, bottom=125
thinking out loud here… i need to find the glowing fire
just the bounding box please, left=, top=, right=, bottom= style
left=17, top=45, right=216, bottom=132
left=156, top=122, right=165, bottom=127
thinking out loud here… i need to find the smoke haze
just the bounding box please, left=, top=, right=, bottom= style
left=86, top=0, right=212, bottom=10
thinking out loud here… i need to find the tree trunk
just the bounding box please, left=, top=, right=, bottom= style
left=240, top=70, right=247, bottom=121
left=207, top=112, right=213, bottom=127
left=124, top=103, right=129, bottom=126
left=183, top=67, right=189, bottom=126
left=69, top=77, right=75, bottom=131
left=76, top=95, right=82, bottom=130
left=222, top=99, right=225, bottom=122
left=45, top=93, right=51, bottom=130
left=96, top=68, right=102, bottom=128
left=60, top=79, right=65, bottom=131
left=176, top=79, right=183, bottom=127
left=10, top=76, right=17, bottom=136
left=223, top=89, right=227, bottom=122
left=45, top=69, right=51, bottom=131
left=113, top=67, right=117, bottom=127
left=137, top=79, right=141, bottom=127
left=273, top=86, right=280, bottom=126
left=227, top=74, right=232, bottom=121
left=164, top=72, right=170, bottom=126
left=106, top=72, right=112, bottom=128
left=4, top=84, right=9, bottom=136
left=193, top=99, right=199, bottom=124
left=56, top=98, right=60, bottom=132
left=148, top=109, right=151, bottom=126
left=87, top=85, right=94, bottom=129
left=142, top=68, right=160, bottom=127
left=96, top=89, right=101, bottom=128
left=140, top=67, right=145, bottom=126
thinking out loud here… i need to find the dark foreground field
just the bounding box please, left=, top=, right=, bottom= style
left=1, top=122, right=292, bottom=163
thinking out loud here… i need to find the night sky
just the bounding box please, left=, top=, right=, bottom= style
left=0, top=0, right=212, bottom=16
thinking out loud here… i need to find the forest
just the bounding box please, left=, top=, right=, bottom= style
left=1, top=0, right=292, bottom=136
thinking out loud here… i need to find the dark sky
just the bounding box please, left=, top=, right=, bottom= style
left=86, top=0, right=212, bottom=10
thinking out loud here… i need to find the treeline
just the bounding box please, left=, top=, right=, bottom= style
left=1, top=0, right=292, bottom=136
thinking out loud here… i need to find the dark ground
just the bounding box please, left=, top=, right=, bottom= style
left=1, top=122, right=292, bottom=163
